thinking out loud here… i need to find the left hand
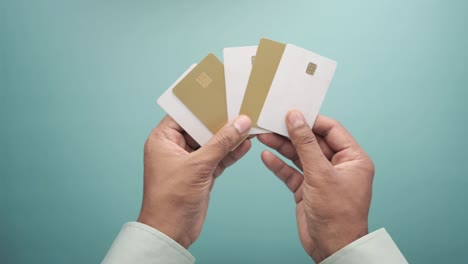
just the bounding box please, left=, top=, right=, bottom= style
left=138, top=115, right=252, bottom=249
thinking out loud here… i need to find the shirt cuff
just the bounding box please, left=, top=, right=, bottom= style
left=320, top=228, right=408, bottom=264
left=102, top=222, right=195, bottom=264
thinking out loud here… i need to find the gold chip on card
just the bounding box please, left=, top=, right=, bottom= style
left=172, top=53, right=227, bottom=133
left=306, top=62, right=317, bottom=75
left=196, top=72, right=212, bottom=88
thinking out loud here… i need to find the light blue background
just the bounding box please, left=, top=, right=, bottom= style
left=2, top=0, right=467, bottom=263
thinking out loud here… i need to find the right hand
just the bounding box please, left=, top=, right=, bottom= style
left=258, top=111, right=375, bottom=263
left=138, top=115, right=252, bottom=249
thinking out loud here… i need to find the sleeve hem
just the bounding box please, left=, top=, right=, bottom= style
left=127, top=222, right=195, bottom=263
left=320, top=228, right=407, bottom=264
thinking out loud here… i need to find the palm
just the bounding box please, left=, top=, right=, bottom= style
left=292, top=153, right=367, bottom=257
left=293, top=164, right=364, bottom=258
left=296, top=199, right=317, bottom=257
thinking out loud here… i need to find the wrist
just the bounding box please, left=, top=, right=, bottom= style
left=137, top=211, right=193, bottom=249
left=311, top=227, right=368, bottom=263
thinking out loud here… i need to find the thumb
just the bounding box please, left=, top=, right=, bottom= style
left=286, top=110, right=330, bottom=176
left=194, top=115, right=251, bottom=165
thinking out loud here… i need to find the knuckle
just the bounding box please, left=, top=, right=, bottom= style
left=322, top=166, right=335, bottom=179
left=215, top=133, right=235, bottom=150
left=188, top=157, right=215, bottom=175
left=293, top=127, right=316, bottom=146
left=144, top=138, right=151, bottom=153
left=357, top=152, right=376, bottom=177
left=329, top=118, right=341, bottom=127
left=315, top=164, right=333, bottom=176
left=149, top=129, right=162, bottom=141
left=303, top=165, right=334, bottom=184
left=144, top=130, right=163, bottom=153
left=144, top=136, right=155, bottom=153
left=366, top=157, right=376, bottom=176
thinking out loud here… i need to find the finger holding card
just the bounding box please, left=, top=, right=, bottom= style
left=257, top=40, right=337, bottom=137
left=239, top=38, right=337, bottom=138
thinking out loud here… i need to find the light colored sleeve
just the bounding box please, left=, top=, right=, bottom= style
left=321, top=228, right=408, bottom=264
left=102, top=222, right=195, bottom=264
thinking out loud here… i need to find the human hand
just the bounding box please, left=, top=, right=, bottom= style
left=138, top=115, right=252, bottom=249
left=258, top=111, right=374, bottom=263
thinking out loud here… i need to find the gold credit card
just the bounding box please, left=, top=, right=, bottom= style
left=239, top=38, right=286, bottom=128
left=172, top=53, right=228, bottom=134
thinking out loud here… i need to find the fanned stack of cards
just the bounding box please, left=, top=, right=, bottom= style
left=158, top=38, right=337, bottom=146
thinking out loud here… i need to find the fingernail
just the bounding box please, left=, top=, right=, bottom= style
left=287, top=110, right=305, bottom=128
left=233, top=115, right=251, bottom=135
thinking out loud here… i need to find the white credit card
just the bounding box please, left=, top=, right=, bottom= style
left=257, top=44, right=337, bottom=137
left=223, top=46, right=269, bottom=134
left=157, top=64, right=213, bottom=146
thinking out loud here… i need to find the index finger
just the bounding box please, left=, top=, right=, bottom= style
left=312, top=115, right=360, bottom=153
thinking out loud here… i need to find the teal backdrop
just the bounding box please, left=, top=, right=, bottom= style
left=2, top=0, right=467, bottom=263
